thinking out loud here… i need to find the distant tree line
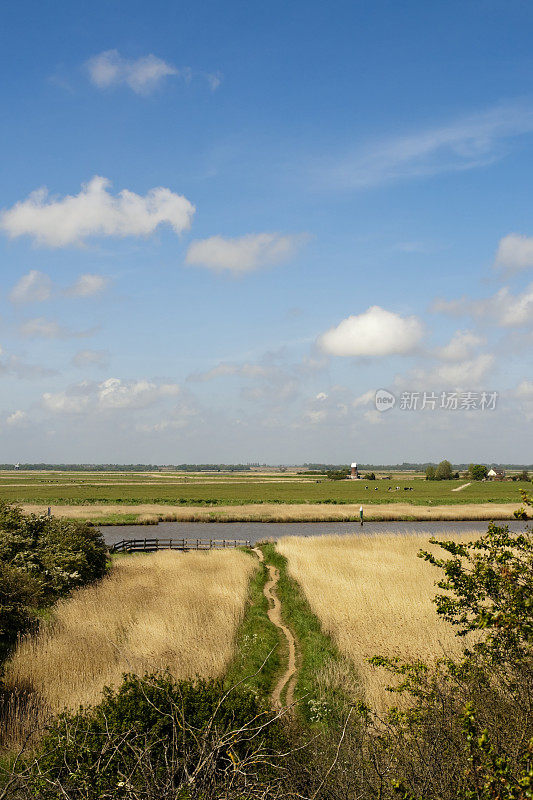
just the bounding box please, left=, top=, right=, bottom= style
left=0, top=463, right=258, bottom=472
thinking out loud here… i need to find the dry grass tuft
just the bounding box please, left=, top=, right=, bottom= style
left=277, top=533, right=473, bottom=713
left=3, top=549, right=256, bottom=739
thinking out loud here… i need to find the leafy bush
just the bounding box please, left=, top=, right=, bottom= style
left=0, top=563, right=41, bottom=662
left=0, top=503, right=107, bottom=660
left=326, top=468, right=350, bottom=480
left=26, top=673, right=287, bottom=799
left=434, top=459, right=453, bottom=480
left=469, top=463, right=488, bottom=481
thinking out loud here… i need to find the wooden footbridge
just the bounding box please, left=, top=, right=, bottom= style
left=110, top=537, right=251, bottom=554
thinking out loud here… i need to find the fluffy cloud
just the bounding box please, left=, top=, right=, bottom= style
left=86, top=51, right=221, bottom=95
left=19, top=317, right=92, bottom=339
left=9, top=271, right=110, bottom=303
left=42, top=391, right=90, bottom=414
left=65, top=274, right=109, bottom=297
left=0, top=347, right=58, bottom=379
left=406, top=353, right=495, bottom=390
left=86, top=50, right=178, bottom=94
left=98, top=378, right=180, bottom=409
left=43, top=378, right=181, bottom=415
left=6, top=410, right=29, bottom=427
left=0, top=176, right=195, bottom=247
left=436, top=330, right=485, bottom=361
left=10, top=270, right=52, bottom=303
left=186, top=233, right=307, bottom=275
left=495, top=233, right=533, bottom=272
left=432, top=354, right=495, bottom=386
left=433, top=283, right=533, bottom=327
left=318, top=306, right=424, bottom=357
left=516, top=379, right=533, bottom=398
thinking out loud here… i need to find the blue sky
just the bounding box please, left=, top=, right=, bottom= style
left=1, top=0, right=532, bottom=464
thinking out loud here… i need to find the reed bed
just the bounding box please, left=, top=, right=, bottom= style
left=3, top=549, right=256, bottom=745
left=22, top=501, right=520, bottom=525
left=277, top=532, right=473, bottom=713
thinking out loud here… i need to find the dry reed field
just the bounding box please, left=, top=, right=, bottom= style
left=21, top=500, right=521, bottom=524
left=277, top=532, right=472, bottom=712
left=4, top=549, right=256, bottom=720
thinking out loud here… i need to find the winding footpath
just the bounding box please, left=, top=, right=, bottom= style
left=253, top=547, right=298, bottom=709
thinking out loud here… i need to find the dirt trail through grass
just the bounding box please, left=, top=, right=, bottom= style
left=253, top=547, right=297, bottom=709
left=452, top=482, right=471, bottom=492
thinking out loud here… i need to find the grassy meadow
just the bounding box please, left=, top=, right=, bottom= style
left=2, top=549, right=257, bottom=745
left=0, top=471, right=527, bottom=524
left=277, top=533, right=471, bottom=713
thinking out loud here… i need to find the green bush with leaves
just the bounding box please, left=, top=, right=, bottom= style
left=434, top=459, right=453, bottom=480
left=469, top=463, right=488, bottom=481
left=26, top=673, right=287, bottom=799
left=0, top=503, right=107, bottom=660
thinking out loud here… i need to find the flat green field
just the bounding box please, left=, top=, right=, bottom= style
left=0, top=471, right=528, bottom=507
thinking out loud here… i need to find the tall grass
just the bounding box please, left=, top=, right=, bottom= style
left=277, top=533, right=471, bottom=713
left=2, top=549, right=256, bottom=746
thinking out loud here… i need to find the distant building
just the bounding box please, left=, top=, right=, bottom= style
left=487, top=468, right=505, bottom=480
left=350, top=462, right=360, bottom=479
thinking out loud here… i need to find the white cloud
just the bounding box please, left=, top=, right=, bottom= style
left=406, top=354, right=495, bottom=390
left=42, top=378, right=181, bottom=415
left=86, top=50, right=178, bottom=94
left=516, top=379, right=533, bottom=398
left=352, top=389, right=376, bottom=408
left=432, top=354, right=495, bottom=386
left=97, top=378, right=180, bottom=409
left=86, top=51, right=222, bottom=95
left=71, top=349, right=108, bottom=368
left=42, top=391, right=90, bottom=414
left=0, top=176, right=195, bottom=247
left=205, top=72, right=222, bottom=91
left=10, top=270, right=52, bottom=304
left=318, top=306, right=424, bottom=357
left=495, top=233, right=533, bottom=272
left=20, top=317, right=92, bottom=339
left=433, top=283, right=533, bottom=327
left=436, top=330, right=485, bottom=361
left=6, top=410, right=28, bottom=427
left=0, top=348, right=58, bottom=378
left=328, top=102, right=533, bottom=189
left=186, top=233, right=307, bottom=275
left=65, top=274, right=110, bottom=297
left=20, top=318, right=69, bottom=339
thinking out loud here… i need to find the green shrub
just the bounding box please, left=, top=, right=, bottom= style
left=0, top=502, right=107, bottom=602
left=0, top=503, right=107, bottom=661
left=29, top=673, right=287, bottom=799
left=0, top=563, right=41, bottom=661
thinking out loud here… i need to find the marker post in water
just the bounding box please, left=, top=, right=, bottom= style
left=359, top=505, right=364, bottom=526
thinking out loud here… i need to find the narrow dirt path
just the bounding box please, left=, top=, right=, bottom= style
left=253, top=547, right=298, bottom=709
left=452, top=482, right=471, bottom=492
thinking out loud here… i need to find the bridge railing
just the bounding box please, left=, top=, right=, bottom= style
left=109, top=538, right=251, bottom=554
